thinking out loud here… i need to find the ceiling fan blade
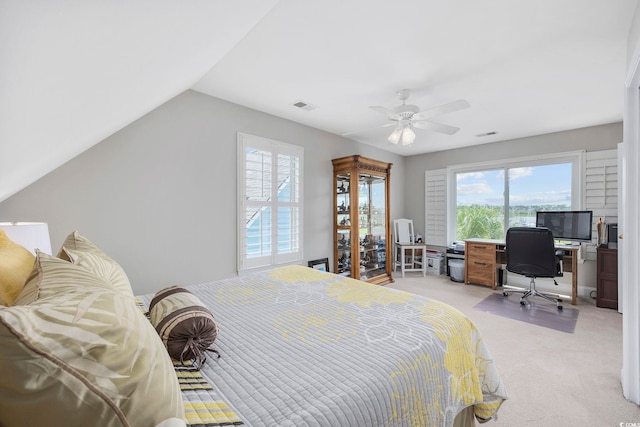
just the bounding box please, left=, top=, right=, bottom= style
left=413, top=99, right=470, bottom=120
left=370, top=105, right=394, bottom=115
left=413, top=120, right=460, bottom=135
left=342, top=122, right=395, bottom=136
left=370, top=105, right=402, bottom=120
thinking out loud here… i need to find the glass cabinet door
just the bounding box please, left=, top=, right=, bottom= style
left=336, top=173, right=352, bottom=276
left=333, top=155, right=392, bottom=285
left=357, top=173, right=386, bottom=280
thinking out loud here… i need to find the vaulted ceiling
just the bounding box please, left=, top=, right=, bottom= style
left=1, top=0, right=637, bottom=202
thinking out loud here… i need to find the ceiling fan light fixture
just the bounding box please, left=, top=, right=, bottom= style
left=368, top=90, right=470, bottom=145
left=388, top=127, right=403, bottom=144
left=401, top=127, right=415, bottom=145
left=388, top=125, right=415, bottom=146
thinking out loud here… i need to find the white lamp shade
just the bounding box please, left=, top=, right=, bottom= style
left=0, top=222, right=52, bottom=255
left=401, top=127, right=416, bottom=145
left=387, top=127, right=402, bottom=144
left=388, top=126, right=416, bottom=146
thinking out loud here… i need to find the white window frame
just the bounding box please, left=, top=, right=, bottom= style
left=445, top=150, right=584, bottom=243
left=237, top=133, right=304, bottom=272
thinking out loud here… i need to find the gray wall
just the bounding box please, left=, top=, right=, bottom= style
left=403, top=122, right=623, bottom=244
left=0, top=88, right=622, bottom=295
left=0, top=90, right=405, bottom=294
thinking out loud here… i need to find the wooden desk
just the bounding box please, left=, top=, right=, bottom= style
left=464, top=238, right=579, bottom=305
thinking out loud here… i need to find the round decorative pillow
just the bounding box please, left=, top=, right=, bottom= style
left=149, top=286, right=220, bottom=369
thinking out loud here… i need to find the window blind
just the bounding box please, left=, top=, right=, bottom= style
left=425, top=169, right=448, bottom=246
left=584, top=149, right=618, bottom=260
left=238, top=133, right=303, bottom=271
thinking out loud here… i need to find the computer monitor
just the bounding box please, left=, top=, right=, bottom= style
left=535, top=210, right=593, bottom=242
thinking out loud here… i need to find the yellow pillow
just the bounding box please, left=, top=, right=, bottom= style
left=0, top=229, right=36, bottom=306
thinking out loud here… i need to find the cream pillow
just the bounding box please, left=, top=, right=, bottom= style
left=0, top=229, right=36, bottom=306
left=0, top=252, right=185, bottom=426
left=57, top=230, right=134, bottom=297
left=14, top=249, right=116, bottom=306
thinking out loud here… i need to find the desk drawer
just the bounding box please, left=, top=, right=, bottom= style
left=467, top=262, right=493, bottom=286
left=465, top=242, right=496, bottom=287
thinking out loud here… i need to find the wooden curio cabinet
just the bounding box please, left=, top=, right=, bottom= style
left=332, top=155, right=393, bottom=285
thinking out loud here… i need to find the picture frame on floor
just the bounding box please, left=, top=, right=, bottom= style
left=308, top=258, right=329, bottom=272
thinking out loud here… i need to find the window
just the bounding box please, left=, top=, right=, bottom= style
left=237, top=133, right=303, bottom=271
left=448, top=152, right=582, bottom=241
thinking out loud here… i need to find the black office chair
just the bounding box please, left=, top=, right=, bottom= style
left=503, top=227, right=563, bottom=310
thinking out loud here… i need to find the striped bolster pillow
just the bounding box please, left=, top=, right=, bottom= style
left=149, top=286, right=220, bottom=369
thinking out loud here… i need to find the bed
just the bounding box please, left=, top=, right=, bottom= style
left=139, top=265, right=508, bottom=427
left=0, top=230, right=507, bottom=427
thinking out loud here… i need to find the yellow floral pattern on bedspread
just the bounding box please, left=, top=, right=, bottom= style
left=274, top=304, right=358, bottom=345
left=270, top=266, right=506, bottom=424
left=269, top=265, right=335, bottom=283
left=172, top=265, right=507, bottom=426
left=214, top=278, right=279, bottom=305
left=390, top=353, right=443, bottom=426
left=419, top=300, right=482, bottom=406
left=326, top=276, right=413, bottom=307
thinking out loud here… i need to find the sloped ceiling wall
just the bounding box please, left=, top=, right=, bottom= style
left=3, top=1, right=635, bottom=204
left=0, top=0, right=278, bottom=202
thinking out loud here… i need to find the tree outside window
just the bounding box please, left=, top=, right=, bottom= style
left=455, top=163, right=572, bottom=240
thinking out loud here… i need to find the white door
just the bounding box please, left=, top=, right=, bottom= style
left=621, top=81, right=640, bottom=405
left=617, top=142, right=625, bottom=314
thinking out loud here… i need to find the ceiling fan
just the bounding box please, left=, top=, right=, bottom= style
left=345, top=89, right=470, bottom=146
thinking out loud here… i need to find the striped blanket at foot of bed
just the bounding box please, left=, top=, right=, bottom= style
left=174, top=362, right=244, bottom=427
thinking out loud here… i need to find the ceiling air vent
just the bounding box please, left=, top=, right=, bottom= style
left=476, top=131, right=497, bottom=137
left=291, top=100, right=318, bottom=111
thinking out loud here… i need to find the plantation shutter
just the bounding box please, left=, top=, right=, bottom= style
left=238, top=133, right=303, bottom=271
left=425, top=169, right=448, bottom=246
left=583, top=149, right=618, bottom=260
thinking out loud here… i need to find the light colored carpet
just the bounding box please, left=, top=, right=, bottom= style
left=387, top=272, right=640, bottom=426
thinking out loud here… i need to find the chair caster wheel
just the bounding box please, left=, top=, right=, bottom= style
left=558, top=306, right=563, bottom=310
left=503, top=292, right=508, bottom=297
left=520, top=300, right=526, bottom=306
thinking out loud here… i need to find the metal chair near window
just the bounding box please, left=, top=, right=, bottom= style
left=393, top=219, right=427, bottom=277
left=503, top=226, right=563, bottom=310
